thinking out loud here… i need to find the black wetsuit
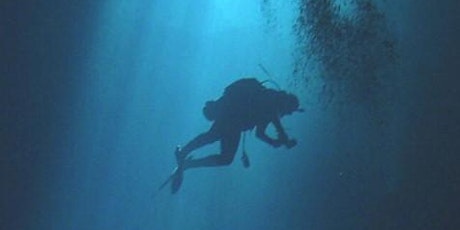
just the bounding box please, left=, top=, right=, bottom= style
left=180, top=89, right=289, bottom=170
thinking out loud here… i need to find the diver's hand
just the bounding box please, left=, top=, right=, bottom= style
left=271, top=139, right=283, bottom=148
left=277, top=134, right=296, bottom=149
left=285, top=139, right=297, bottom=149
left=271, top=138, right=296, bottom=149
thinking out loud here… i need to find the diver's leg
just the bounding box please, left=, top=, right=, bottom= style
left=183, top=130, right=240, bottom=170
left=170, top=126, right=221, bottom=193
left=178, top=126, right=220, bottom=159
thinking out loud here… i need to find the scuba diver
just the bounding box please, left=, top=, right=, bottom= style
left=168, top=78, right=302, bottom=193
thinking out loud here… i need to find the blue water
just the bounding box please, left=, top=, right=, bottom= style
left=2, top=0, right=459, bottom=229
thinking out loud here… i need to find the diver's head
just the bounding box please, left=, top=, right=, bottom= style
left=277, top=91, right=302, bottom=116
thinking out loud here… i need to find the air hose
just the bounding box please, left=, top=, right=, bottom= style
left=241, top=132, right=250, bottom=168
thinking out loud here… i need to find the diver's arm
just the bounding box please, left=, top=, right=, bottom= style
left=255, top=122, right=281, bottom=147
left=271, top=116, right=297, bottom=149
left=272, top=117, right=288, bottom=143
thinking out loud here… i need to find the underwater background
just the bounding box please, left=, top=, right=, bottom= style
left=1, top=0, right=459, bottom=229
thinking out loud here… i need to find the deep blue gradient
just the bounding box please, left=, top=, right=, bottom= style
left=2, top=0, right=459, bottom=229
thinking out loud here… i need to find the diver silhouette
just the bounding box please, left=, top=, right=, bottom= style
left=170, top=78, right=302, bottom=193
